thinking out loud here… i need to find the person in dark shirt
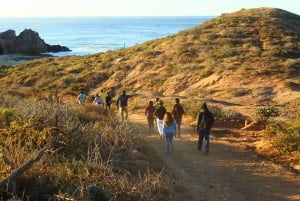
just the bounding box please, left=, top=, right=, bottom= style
left=154, top=100, right=167, bottom=139
left=196, top=103, right=214, bottom=154
left=171, top=98, right=185, bottom=138
left=105, top=91, right=112, bottom=109
left=116, top=90, right=135, bottom=120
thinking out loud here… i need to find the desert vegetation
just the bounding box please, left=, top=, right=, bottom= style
left=0, top=93, right=175, bottom=200
left=0, top=8, right=299, bottom=104
left=0, top=7, right=299, bottom=200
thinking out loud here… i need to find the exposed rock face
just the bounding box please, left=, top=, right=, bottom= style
left=0, top=29, right=70, bottom=55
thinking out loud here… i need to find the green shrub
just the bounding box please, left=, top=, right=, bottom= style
left=264, top=118, right=300, bottom=154
left=184, top=102, right=242, bottom=120
left=253, top=105, right=280, bottom=121
left=210, top=105, right=242, bottom=120
left=0, top=107, right=15, bottom=125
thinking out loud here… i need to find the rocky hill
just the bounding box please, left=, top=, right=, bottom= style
left=0, top=29, right=70, bottom=55
left=0, top=7, right=299, bottom=117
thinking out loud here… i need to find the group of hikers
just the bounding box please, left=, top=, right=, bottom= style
left=145, top=97, right=214, bottom=154
left=77, top=90, right=137, bottom=121
left=145, top=97, right=185, bottom=153
left=77, top=89, right=112, bottom=109
left=77, top=90, right=214, bottom=154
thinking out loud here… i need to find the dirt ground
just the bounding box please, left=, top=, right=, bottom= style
left=128, top=111, right=300, bottom=201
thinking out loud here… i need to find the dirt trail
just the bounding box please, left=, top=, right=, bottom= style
left=128, top=111, right=300, bottom=201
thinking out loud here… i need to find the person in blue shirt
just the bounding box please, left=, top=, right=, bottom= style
left=163, top=112, right=176, bottom=153
left=116, top=90, right=135, bottom=120
left=77, top=91, right=86, bottom=104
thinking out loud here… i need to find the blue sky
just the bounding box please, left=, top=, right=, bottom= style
left=2, top=0, right=299, bottom=17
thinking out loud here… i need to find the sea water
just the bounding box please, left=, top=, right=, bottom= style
left=0, top=16, right=213, bottom=56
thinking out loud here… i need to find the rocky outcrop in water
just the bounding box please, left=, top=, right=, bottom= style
left=0, top=29, right=70, bottom=55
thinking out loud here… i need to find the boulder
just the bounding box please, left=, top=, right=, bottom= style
left=0, top=29, right=70, bottom=55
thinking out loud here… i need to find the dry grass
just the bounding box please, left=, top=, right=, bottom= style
left=0, top=8, right=299, bottom=109
left=0, top=7, right=300, bottom=199
left=0, top=93, right=175, bottom=200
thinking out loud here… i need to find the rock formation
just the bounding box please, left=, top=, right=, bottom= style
left=0, top=29, right=70, bottom=55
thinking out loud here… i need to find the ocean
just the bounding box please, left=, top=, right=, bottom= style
left=0, top=16, right=213, bottom=56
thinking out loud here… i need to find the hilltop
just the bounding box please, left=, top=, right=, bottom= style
left=0, top=7, right=299, bottom=200
left=0, top=7, right=300, bottom=117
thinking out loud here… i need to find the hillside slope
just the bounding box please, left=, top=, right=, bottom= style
left=0, top=7, right=299, bottom=115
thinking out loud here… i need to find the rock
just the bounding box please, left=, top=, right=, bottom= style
left=0, top=29, right=70, bottom=55
left=87, top=186, right=109, bottom=201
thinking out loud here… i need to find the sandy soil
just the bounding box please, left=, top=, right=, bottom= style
left=128, top=111, right=300, bottom=201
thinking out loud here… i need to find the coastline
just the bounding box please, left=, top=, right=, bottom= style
left=0, top=54, right=50, bottom=66
left=0, top=16, right=210, bottom=59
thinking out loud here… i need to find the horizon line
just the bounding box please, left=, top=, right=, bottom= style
left=0, top=15, right=217, bottom=18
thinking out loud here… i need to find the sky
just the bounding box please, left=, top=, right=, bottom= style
left=2, top=0, right=299, bottom=17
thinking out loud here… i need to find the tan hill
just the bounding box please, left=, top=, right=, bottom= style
left=0, top=7, right=300, bottom=116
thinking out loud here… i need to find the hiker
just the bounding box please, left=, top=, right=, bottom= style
left=153, top=97, right=160, bottom=128
left=153, top=97, right=160, bottom=109
left=77, top=91, right=86, bottom=104
left=196, top=102, right=214, bottom=154
left=99, top=90, right=106, bottom=107
left=105, top=91, right=112, bottom=109
left=116, top=90, right=135, bottom=120
left=93, top=94, right=103, bottom=106
left=163, top=112, right=176, bottom=153
left=154, top=100, right=167, bottom=139
left=145, top=100, right=156, bottom=132
left=171, top=98, right=185, bottom=138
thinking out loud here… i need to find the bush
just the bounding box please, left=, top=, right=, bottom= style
left=253, top=105, right=280, bottom=121
left=184, top=101, right=242, bottom=120
left=264, top=118, right=300, bottom=154
left=0, top=108, right=15, bottom=126
left=0, top=93, right=174, bottom=200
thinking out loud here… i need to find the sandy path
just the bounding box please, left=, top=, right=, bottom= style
left=128, top=111, right=300, bottom=201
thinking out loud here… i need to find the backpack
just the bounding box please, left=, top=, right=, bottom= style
left=174, top=104, right=184, bottom=117
left=154, top=106, right=166, bottom=120
left=199, top=110, right=214, bottom=130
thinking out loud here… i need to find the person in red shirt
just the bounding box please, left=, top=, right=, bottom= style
left=145, top=100, right=156, bottom=132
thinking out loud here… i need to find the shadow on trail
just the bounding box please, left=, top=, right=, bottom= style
left=128, top=112, right=300, bottom=201
left=207, top=98, right=243, bottom=106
